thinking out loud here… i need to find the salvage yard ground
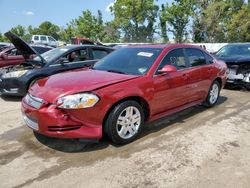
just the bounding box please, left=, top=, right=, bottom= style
left=0, top=89, right=250, bottom=188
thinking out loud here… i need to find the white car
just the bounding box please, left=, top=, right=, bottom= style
left=30, top=35, right=59, bottom=47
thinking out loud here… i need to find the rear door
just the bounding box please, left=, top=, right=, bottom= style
left=184, top=48, right=210, bottom=102
left=151, top=48, right=191, bottom=114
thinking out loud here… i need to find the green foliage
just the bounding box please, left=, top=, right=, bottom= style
left=2, top=1, right=250, bottom=43
left=111, top=0, right=158, bottom=42
left=162, top=0, right=193, bottom=43
left=159, top=4, right=169, bottom=43
left=192, top=0, right=249, bottom=43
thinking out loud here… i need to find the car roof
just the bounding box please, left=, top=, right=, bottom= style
left=62, top=45, right=114, bottom=50
left=125, top=44, right=203, bottom=49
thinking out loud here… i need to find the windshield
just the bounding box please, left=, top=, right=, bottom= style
left=93, top=47, right=163, bottom=75
left=33, top=47, right=69, bottom=63
left=216, top=44, right=250, bottom=58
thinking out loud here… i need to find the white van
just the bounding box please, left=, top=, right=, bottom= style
left=30, top=35, right=58, bottom=47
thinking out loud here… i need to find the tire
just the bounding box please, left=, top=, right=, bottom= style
left=104, top=100, right=144, bottom=145
left=204, top=80, right=221, bottom=107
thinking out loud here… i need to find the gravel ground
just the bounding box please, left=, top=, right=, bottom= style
left=0, top=89, right=250, bottom=188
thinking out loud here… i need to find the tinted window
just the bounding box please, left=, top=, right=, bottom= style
left=33, top=46, right=52, bottom=54
left=34, top=36, right=39, bottom=40
left=157, top=48, right=186, bottom=72
left=204, top=53, right=214, bottom=64
left=93, top=48, right=162, bottom=75
left=40, top=36, right=47, bottom=41
left=62, top=49, right=88, bottom=63
left=186, top=48, right=206, bottom=67
left=216, top=44, right=250, bottom=58
left=33, top=47, right=69, bottom=63
left=48, top=37, right=56, bottom=42
left=92, top=49, right=109, bottom=59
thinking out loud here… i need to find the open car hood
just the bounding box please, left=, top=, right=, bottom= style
left=4, top=31, right=46, bottom=63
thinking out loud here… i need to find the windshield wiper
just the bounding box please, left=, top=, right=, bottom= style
left=106, top=69, right=127, bottom=74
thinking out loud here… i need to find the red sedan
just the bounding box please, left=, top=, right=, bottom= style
left=22, top=44, right=227, bottom=144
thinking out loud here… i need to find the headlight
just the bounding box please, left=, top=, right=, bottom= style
left=57, top=93, right=99, bottom=109
left=2, top=70, right=28, bottom=78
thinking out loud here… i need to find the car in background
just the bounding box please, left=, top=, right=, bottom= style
left=215, top=43, right=250, bottom=89
left=0, top=42, right=12, bottom=52
left=22, top=44, right=227, bottom=144
left=71, top=37, right=103, bottom=45
left=0, top=45, right=53, bottom=69
left=0, top=32, right=114, bottom=96
left=30, top=35, right=63, bottom=47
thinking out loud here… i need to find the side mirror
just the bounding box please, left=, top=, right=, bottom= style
left=0, top=53, right=8, bottom=59
left=158, top=65, right=177, bottom=74
left=59, top=57, right=69, bottom=65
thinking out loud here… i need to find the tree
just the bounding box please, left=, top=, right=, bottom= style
left=192, top=0, right=246, bottom=42
left=159, top=4, right=169, bottom=43
left=227, top=4, right=250, bottom=42
left=102, top=21, right=120, bottom=43
left=71, top=10, right=105, bottom=41
left=163, top=0, right=193, bottom=43
left=110, top=0, right=159, bottom=42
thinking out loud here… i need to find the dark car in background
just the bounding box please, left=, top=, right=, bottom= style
left=0, top=45, right=53, bottom=69
left=0, top=32, right=114, bottom=96
left=215, top=43, right=250, bottom=89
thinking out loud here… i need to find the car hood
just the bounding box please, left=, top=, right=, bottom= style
left=29, top=69, right=139, bottom=102
left=4, top=31, right=46, bottom=63
left=216, top=56, right=250, bottom=64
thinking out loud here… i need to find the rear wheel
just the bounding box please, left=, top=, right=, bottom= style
left=104, top=100, right=144, bottom=145
left=204, top=80, right=221, bottom=107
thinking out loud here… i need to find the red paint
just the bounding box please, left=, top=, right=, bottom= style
left=0, top=47, right=24, bottom=68
left=22, top=44, right=227, bottom=140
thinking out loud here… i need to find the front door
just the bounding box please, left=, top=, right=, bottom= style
left=151, top=48, right=191, bottom=115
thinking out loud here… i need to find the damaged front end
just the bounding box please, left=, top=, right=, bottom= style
left=226, top=62, right=250, bottom=89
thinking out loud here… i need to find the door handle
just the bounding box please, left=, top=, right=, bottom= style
left=182, top=73, right=189, bottom=80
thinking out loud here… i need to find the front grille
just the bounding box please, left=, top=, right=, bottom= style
left=24, top=93, right=44, bottom=109
left=48, top=125, right=81, bottom=132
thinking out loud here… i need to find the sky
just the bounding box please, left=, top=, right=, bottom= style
left=0, top=0, right=171, bottom=33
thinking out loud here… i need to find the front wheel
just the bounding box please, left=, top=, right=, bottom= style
left=104, top=100, right=144, bottom=145
left=204, top=80, right=221, bottom=107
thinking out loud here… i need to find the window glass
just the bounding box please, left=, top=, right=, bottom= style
left=7, top=48, right=20, bottom=56
left=204, top=53, right=214, bottom=64
left=63, top=49, right=88, bottom=62
left=93, top=48, right=163, bottom=75
left=40, top=36, right=47, bottom=41
left=157, top=48, right=186, bottom=72
left=48, top=37, right=56, bottom=42
left=92, top=49, right=109, bottom=59
left=186, top=48, right=206, bottom=67
left=34, top=36, right=39, bottom=40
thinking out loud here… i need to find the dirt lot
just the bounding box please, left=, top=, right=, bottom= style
left=0, top=89, right=250, bottom=188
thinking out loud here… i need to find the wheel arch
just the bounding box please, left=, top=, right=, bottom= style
left=102, top=96, right=150, bottom=128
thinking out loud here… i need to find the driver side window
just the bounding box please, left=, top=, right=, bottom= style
left=62, top=49, right=88, bottom=63
left=157, top=48, right=186, bottom=74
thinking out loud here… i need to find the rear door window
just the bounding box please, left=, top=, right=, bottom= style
left=185, top=48, right=206, bottom=67
left=92, top=49, right=109, bottom=59
left=40, top=36, right=47, bottom=41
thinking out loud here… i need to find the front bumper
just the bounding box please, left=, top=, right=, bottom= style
left=21, top=98, right=103, bottom=139
left=0, top=77, right=27, bottom=96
